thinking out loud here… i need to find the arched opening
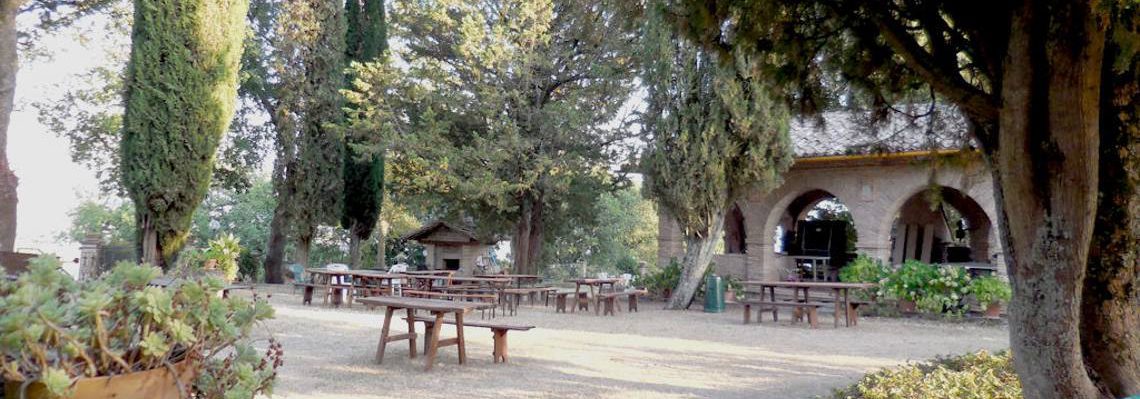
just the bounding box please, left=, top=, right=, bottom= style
left=723, top=203, right=747, bottom=254
left=889, top=187, right=994, bottom=268
left=773, top=189, right=858, bottom=281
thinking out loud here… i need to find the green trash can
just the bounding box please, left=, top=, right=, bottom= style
left=704, top=274, right=725, bottom=313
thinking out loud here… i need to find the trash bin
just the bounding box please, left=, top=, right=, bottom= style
left=704, top=274, right=725, bottom=313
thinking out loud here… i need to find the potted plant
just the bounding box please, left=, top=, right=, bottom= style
left=0, top=256, right=281, bottom=399
left=879, top=260, right=937, bottom=313
left=204, top=233, right=242, bottom=283
left=723, top=275, right=744, bottom=302
left=970, top=276, right=1012, bottom=318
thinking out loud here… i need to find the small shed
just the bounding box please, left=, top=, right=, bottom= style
left=402, top=220, right=495, bottom=275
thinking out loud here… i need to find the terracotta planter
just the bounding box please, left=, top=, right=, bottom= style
left=984, top=302, right=1003, bottom=318
left=898, top=299, right=917, bottom=313
left=5, top=359, right=195, bottom=399
left=725, top=291, right=737, bottom=303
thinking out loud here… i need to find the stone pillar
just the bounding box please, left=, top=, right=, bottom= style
left=856, top=241, right=893, bottom=266
left=79, top=234, right=103, bottom=280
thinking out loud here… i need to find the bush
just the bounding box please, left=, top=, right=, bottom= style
left=918, top=265, right=972, bottom=315
left=840, top=255, right=889, bottom=283
left=833, top=350, right=1021, bottom=399
left=0, top=256, right=280, bottom=398
left=641, top=258, right=682, bottom=297
left=879, top=260, right=939, bottom=302
left=205, top=233, right=242, bottom=282
left=971, top=276, right=1012, bottom=306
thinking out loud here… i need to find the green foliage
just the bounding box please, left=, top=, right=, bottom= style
left=878, top=260, right=972, bottom=315
left=341, top=0, right=387, bottom=243
left=840, top=255, right=889, bottom=284
left=970, top=276, right=1012, bottom=306
left=640, top=2, right=793, bottom=241
left=640, top=258, right=683, bottom=297
left=833, top=350, right=1021, bottom=399
left=346, top=0, right=642, bottom=272
left=543, top=186, right=659, bottom=271
left=0, top=256, right=280, bottom=398
left=59, top=198, right=136, bottom=246
left=205, top=233, right=242, bottom=282
left=120, top=0, right=249, bottom=267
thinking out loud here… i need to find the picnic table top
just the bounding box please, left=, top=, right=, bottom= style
left=502, top=287, right=550, bottom=294
left=445, top=276, right=512, bottom=283
left=403, top=270, right=455, bottom=275
left=356, top=296, right=484, bottom=313
left=742, top=281, right=877, bottom=289
left=304, top=268, right=406, bottom=278
left=475, top=274, right=540, bottom=279
left=571, top=278, right=620, bottom=284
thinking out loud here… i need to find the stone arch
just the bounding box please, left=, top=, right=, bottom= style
left=880, top=185, right=997, bottom=265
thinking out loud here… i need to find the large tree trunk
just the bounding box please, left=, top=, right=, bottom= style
left=295, top=233, right=312, bottom=268
left=137, top=213, right=167, bottom=269
left=512, top=194, right=545, bottom=275
left=348, top=226, right=363, bottom=268
left=997, top=2, right=1106, bottom=397
left=666, top=212, right=724, bottom=310
left=263, top=198, right=289, bottom=283
left=1080, top=37, right=1140, bottom=397
left=0, top=2, right=19, bottom=252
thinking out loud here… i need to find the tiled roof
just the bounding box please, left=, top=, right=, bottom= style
left=790, top=105, right=973, bottom=158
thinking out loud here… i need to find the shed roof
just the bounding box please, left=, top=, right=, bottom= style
left=403, top=220, right=491, bottom=245
left=790, top=105, right=972, bottom=158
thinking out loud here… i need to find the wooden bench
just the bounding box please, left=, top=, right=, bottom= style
left=740, top=299, right=829, bottom=328
left=293, top=282, right=328, bottom=306
left=403, top=290, right=498, bottom=318
left=625, top=289, right=648, bottom=312
left=406, top=316, right=534, bottom=363
left=553, top=292, right=572, bottom=313
left=595, top=292, right=623, bottom=316
left=768, top=294, right=873, bottom=326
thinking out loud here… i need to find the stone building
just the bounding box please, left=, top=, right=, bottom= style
left=657, top=108, right=1005, bottom=281
left=403, top=220, right=496, bottom=275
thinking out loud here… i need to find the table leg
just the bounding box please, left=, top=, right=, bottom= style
left=843, top=288, right=852, bottom=327
left=455, top=311, right=467, bottom=365
left=405, top=308, right=417, bottom=358
left=572, top=283, right=581, bottom=313
left=832, top=288, right=840, bottom=328
left=424, top=311, right=445, bottom=371
left=375, top=306, right=396, bottom=364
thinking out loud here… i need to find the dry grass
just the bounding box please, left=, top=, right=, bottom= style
left=246, top=286, right=1008, bottom=399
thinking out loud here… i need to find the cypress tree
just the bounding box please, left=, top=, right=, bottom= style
left=341, top=0, right=386, bottom=267
left=640, top=4, right=792, bottom=309
left=120, top=0, right=248, bottom=269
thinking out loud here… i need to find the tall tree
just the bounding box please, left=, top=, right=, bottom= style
left=670, top=0, right=1140, bottom=396
left=640, top=5, right=792, bottom=309
left=1, top=0, right=120, bottom=251
left=352, top=0, right=641, bottom=274
left=279, top=0, right=345, bottom=268
left=341, top=0, right=386, bottom=268
left=120, top=0, right=248, bottom=269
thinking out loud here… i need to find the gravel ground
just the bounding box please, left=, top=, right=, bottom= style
left=248, top=285, right=1008, bottom=399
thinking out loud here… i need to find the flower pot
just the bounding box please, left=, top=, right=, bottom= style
left=5, top=359, right=195, bottom=399
left=984, top=302, right=1003, bottom=318
left=725, top=290, right=737, bottom=303
left=898, top=299, right=917, bottom=313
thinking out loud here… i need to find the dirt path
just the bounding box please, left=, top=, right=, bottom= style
left=253, top=287, right=1008, bottom=399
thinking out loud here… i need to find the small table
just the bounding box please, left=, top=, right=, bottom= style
left=570, top=278, right=619, bottom=313
left=357, top=296, right=484, bottom=371
left=743, top=281, right=876, bottom=327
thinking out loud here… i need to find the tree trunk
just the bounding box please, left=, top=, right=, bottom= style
left=666, top=212, right=724, bottom=310
left=512, top=194, right=545, bottom=275
left=377, top=219, right=388, bottom=269
left=1080, top=37, right=1140, bottom=397
left=138, top=213, right=163, bottom=269
left=997, top=2, right=1106, bottom=397
left=295, top=233, right=312, bottom=268
left=348, top=227, right=362, bottom=268
left=0, top=2, right=19, bottom=252
left=263, top=189, right=290, bottom=283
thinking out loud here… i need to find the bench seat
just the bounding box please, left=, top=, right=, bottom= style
left=740, top=300, right=828, bottom=328
left=406, top=315, right=534, bottom=363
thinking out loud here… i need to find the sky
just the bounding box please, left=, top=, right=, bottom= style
left=9, top=18, right=115, bottom=261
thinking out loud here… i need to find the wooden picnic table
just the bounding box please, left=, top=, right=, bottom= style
left=356, top=296, right=484, bottom=371
left=743, top=281, right=876, bottom=327
left=570, top=278, right=620, bottom=314
left=404, top=271, right=455, bottom=291
left=304, top=268, right=404, bottom=306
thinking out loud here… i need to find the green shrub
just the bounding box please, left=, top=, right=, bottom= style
left=840, top=255, right=889, bottom=283
left=641, top=258, right=682, bottom=297
left=919, top=265, right=972, bottom=315
left=205, top=233, right=242, bottom=282
left=833, top=350, right=1020, bottom=399
left=971, top=276, right=1012, bottom=306
left=879, top=260, right=938, bottom=302
left=0, top=256, right=280, bottom=398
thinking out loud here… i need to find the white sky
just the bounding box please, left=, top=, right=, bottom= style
left=9, top=20, right=114, bottom=260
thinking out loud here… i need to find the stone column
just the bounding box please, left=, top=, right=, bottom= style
left=856, top=241, right=893, bottom=266
left=78, top=234, right=103, bottom=280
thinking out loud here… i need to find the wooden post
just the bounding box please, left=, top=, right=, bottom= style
left=375, top=307, right=396, bottom=364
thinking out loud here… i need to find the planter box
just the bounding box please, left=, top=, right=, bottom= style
left=5, top=359, right=195, bottom=399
